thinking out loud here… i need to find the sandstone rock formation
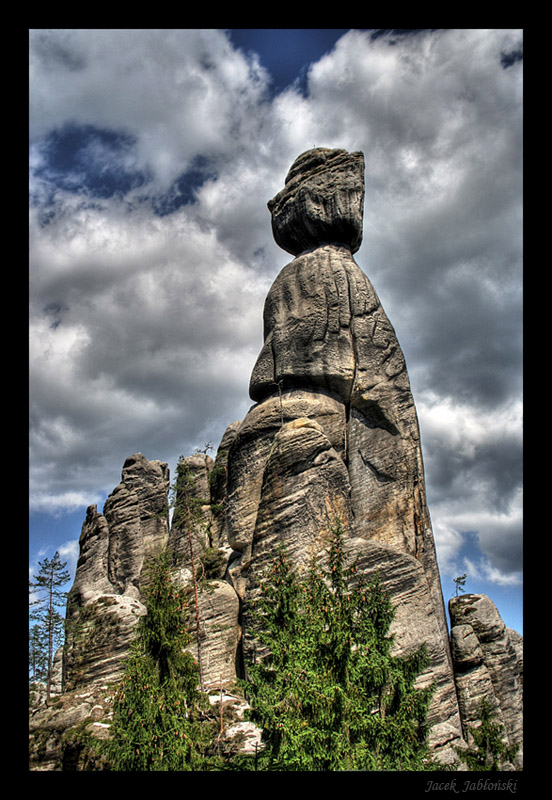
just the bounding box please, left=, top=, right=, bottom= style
left=167, top=448, right=241, bottom=688
left=223, top=147, right=463, bottom=762
left=35, top=147, right=523, bottom=771
left=267, top=147, right=365, bottom=256
left=63, top=453, right=170, bottom=691
left=449, top=593, right=523, bottom=768
left=63, top=448, right=242, bottom=694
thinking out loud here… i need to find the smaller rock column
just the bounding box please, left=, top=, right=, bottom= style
left=63, top=454, right=170, bottom=692
left=449, top=593, right=523, bottom=768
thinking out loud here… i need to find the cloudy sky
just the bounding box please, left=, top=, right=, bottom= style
left=29, top=29, right=523, bottom=633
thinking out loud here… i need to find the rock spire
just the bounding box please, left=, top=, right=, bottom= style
left=224, top=147, right=463, bottom=761
left=449, top=593, right=523, bottom=769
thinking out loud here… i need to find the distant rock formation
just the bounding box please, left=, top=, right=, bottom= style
left=63, top=453, right=170, bottom=691
left=449, top=594, right=523, bottom=769
left=32, top=148, right=523, bottom=771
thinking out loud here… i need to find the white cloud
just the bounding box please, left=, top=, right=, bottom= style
left=58, top=539, right=81, bottom=579
left=30, top=490, right=104, bottom=516
left=30, top=29, right=272, bottom=192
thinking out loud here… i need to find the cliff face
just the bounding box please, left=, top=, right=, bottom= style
left=33, top=147, right=522, bottom=770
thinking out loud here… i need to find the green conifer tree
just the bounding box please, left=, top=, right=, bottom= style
left=103, top=551, right=212, bottom=771
left=29, top=551, right=70, bottom=705
left=455, top=698, right=520, bottom=771
left=242, top=522, right=436, bottom=771
left=29, top=623, right=48, bottom=684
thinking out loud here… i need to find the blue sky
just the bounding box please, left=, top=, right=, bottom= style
left=29, top=29, right=523, bottom=634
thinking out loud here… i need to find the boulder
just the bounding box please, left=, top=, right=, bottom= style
left=268, top=147, right=365, bottom=256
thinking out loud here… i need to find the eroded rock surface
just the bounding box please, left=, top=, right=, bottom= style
left=449, top=594, right=523, bottom=768
left=37, top=147, right=522, bottom=771
left=63, top=454, right=169, bottom=692
left=222, top=147, right=463, bottom=762
left=268, top=147, right=364, bottom=256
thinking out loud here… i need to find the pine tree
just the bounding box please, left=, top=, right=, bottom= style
left=455, top=699, right=520, bottom=771
left=29, top=623, right=48, bottom=684
left=242, top=522, right=436, bottom=771
left=103, top=550, right=213, bottom=771
left=453, top=574, right=467, bottom=597
left=29, top=551, right=70, bottom=705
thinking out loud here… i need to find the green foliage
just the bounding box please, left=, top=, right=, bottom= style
left=455, top=699, right=520, bottom=771
left=29, top=623, right=48, bottom=683
left=208, top=455, right=228, bottom=493
left=170, top=458, right=206, bottom=527
left=103, top=551, right=213, bottom=770
left=241, top=522, right=436, bottom=771
left=453, top=574, right=467, bottom=597
left=29, top=551, right=70, bottom=702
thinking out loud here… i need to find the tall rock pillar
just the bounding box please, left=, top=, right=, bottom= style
left=224, top=147, right=464, bottom=762
left=449, top=593, right=523, bottom=768
left=63, top=453, right=170, bottom=691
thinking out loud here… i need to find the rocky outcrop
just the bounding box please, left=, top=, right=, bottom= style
left=29, top=684, right=113, bottom=771
left=167, top=448, right=241, bottom=688
left=267, top=147, right=364, bottom=256
left=37, top=147, right=523, bottom=771
left=449, top=594, right=523, bottom=768
left=63, top=453, right=170, bottom=691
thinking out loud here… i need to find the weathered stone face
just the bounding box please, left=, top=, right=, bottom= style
left=249, top=245, right=358, bottom=403
left=246, top=149, right=449, bottom=656
left=63, top=454, right=170, bottom=692
left=449, top=594, right=523, bottom=768
left=268, top=148, right=365, bottom=256
left=105, top=453, right=170, bottom=596
left=224, top=147, right=465, bottom=762
left=167, top=448, right=242, bottom=687
left=225, top=389, right=347, bottom=559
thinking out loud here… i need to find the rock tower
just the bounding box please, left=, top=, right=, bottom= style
left=221, top=147, right=464, bottom=761
left=449, top=593, right=523, bottom=768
